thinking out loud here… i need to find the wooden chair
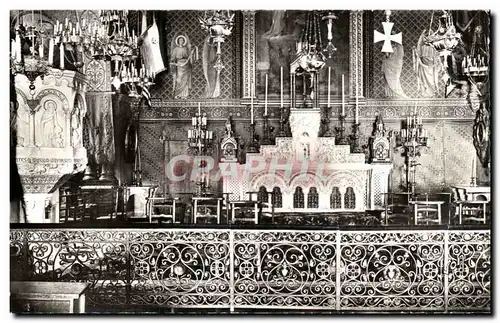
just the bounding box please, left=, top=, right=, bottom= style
left=382, top=192, right=412, bottom=225
left=411, top=193, right=445, bottom=225
left=146, top=196, right=179, bottom=223
left=458, top=200, right=489, bottom=224
left=192, top=197, right=222, bottom=224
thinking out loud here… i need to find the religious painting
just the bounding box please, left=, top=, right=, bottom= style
left=255, top=10, right=350, bottom=100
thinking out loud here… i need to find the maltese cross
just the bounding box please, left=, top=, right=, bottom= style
left=374, top=22, right=402, bottom=53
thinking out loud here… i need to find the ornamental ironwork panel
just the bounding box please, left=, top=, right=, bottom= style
left=233, top=230, right=338, bottom=310
left=22, top=229, right=129, bottom=306
left=447, top=230, right=490, bottom=311
left=9, top=228, right=491, bottom=313
left=127, top=229, right=231, bottom=308
left=339, top=231, right=446, bottom=311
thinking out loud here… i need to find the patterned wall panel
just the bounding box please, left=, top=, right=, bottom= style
left=443, top=122, right=475, bottom=187
left=150, top=11, right=240, bottom=100
left=138, top=122, right=163, bottom=189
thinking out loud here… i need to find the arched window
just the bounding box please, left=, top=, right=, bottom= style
left=330, top=187, right=341, bottom=209
left=344, top=187, right=356, bottom=209
left=307, top=187, right=319, bottom=208
left=258, top=186, right=268, bottom=203
left=293, top=187, right=304, bottom=208
left=272, top=187, right=282, bottom=208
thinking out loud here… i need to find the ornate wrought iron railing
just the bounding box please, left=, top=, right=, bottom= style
left=10, top=226, right=490, bottom=313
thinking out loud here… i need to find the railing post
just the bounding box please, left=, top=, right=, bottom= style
left=336, top=230, right=341, bottom=312
left=126, top=231, right=131, bottom=307
left=229, top=230, right=234, bottom=313
left=444, top=230, right=449, bottom=313
left=23, top=229, right=29, bottom=281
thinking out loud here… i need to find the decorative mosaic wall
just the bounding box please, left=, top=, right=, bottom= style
left=149, top=11, right=241, bottom=100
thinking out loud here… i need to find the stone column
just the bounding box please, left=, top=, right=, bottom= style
left=83, top=58, right=117, bottom=182
left=242, top=10, right=256, bottom=99
left=14, top=69, right=88, bottom=223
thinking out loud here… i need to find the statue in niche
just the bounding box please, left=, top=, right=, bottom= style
left=202, top=36, right=220, bottom=98
left=170, top=34, right=197, bottom=99
left=70, top=106, right=82, bottom=148
left=382, top=43, right=408, bottom=98
left=413, top=30, right=442, bottom=97
left=40, top=101, right=63, bottom=147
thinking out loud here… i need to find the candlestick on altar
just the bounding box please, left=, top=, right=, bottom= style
left=335, top=114, right=348, bottom=145
left=264, top=74, right=268, bottom=116
left=471, top=156, right=477, bottom=186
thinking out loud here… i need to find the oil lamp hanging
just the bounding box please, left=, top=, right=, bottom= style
left=423, top=10, right=462, bottom=96
left=199, top=10, right=235, bottom=73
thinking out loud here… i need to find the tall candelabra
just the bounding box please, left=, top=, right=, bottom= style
left=394, top=112, right=428, bottom=196
left=188, top=107, right=214, bottom=196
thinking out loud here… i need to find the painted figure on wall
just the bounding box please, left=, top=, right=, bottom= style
left=16, top=103, right=30, bottom=147
left=40, top=101, right=63, bottom=148
left=413, top=30, right=442, bottom=97
left=170, top=34, right=197, bottom=99
left=202, top=36, right=219, bottom=98
left=382, top=42, right=408, bottom=98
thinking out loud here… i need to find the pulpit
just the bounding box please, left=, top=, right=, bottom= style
left=14, top=69, right=88, bottom=223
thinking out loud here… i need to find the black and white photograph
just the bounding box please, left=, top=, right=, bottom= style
left=8, top=7, right=491, bottom=315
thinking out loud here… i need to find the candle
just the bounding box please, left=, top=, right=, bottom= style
left=198, top=102, right=201, bottom=116
left=280, top=66, right=283, bottom=108
left=11, top=39, right=16, bottom=60
left=341, top=74, right=345, bottom=115
left=48, top=38, right=54, bottom=65
left=264, top=74, right=268, bottom=116
left=192, top=117, right=196, bottom=126
left=327, top=66, right=331, bottom=107
left=15, top=32, right=21, bottom=63
left=39, top=40, right=44, bottom=59
left=59, top=44, right=64, bottom=69
left=251, top=84, right=254, bottom=124
left=472, top=156, right=477, bottom=179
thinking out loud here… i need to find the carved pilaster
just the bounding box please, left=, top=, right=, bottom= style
left=242, top=10, right=256, bottom=98
left=349, top=10, right=364, bottom=99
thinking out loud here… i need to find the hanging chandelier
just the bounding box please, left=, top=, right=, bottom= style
left=423, top=10, right=462, bottom=96
left=10, top=11, right=51, bottom=94
left=293, top=11, right=326, bottom=74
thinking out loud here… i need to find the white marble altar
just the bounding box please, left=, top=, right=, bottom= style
left=221, top=108, right=392, bottom=212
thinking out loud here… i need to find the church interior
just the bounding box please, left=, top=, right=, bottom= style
left=9, top=9, right=491, bottom=314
